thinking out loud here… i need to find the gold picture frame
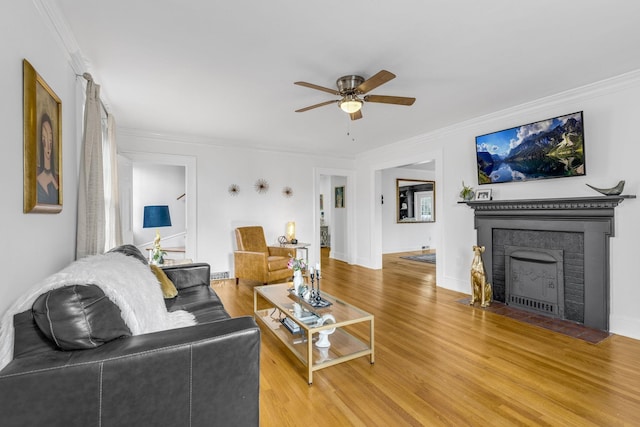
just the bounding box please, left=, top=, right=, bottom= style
left=23, top=59, right=62, bottom=213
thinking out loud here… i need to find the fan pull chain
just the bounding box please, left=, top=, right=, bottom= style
left=347, top=118, right=356, bottom=142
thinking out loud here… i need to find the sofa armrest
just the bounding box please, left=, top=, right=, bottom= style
left=0, top=316, right=260, bottom=427
left=268, top=246, right=292, bottom=258
left=162, top=262, right=210, bottom=290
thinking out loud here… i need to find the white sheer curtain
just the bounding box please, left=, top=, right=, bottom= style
left=104, top=114, right=123, bottom=249
left=76, top=75, right=123, bottom=258
left=76, top=74, right=105, bottom=258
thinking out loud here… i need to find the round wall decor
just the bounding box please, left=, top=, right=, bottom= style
left=255, top=179, right=269, bottom=194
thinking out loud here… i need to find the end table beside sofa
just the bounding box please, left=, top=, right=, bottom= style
left=0, top=245, right=260, bottom=427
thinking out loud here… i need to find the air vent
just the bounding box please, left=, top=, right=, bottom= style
left=508, top=295, right=557, bottom=315
left=210, top=271, right=230, bottom=280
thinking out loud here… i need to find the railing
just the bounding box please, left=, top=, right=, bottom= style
left=136, top=232, right=187, bottom=261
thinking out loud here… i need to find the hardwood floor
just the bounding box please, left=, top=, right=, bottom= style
left=213, top=249, right=640, bottom=426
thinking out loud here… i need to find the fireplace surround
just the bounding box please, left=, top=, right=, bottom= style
left=465, top=196, right=633, bottom=331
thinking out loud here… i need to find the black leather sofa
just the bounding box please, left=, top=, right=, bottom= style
left=0, top=255, right=260, bottom=426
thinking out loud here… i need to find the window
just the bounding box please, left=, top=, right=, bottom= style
left=415, top=191, right=433, bottom=222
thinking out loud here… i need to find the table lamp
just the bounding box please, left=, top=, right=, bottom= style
left=143, top=205, right=172, bottom=263
left=285, top=221, right=296, bottom=244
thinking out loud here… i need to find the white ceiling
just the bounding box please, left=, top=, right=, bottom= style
left=54, top=0, right=640, bottom=158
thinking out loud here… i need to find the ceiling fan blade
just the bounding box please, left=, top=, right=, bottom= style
left=350, top=110, right=363, bottom=121
left=294, top=81, right=340, bottom=95
left=295, top=99, right=338, bottom=112
left=364, top=94, right=416, bottom=106
left=356, top=70, right=396, bottom=94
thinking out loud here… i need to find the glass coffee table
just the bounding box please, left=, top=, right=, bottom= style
left=254, top=283, right=375, bottom=384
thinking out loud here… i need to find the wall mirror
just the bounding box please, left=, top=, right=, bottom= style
left=397, top=179, right=435, bottom=223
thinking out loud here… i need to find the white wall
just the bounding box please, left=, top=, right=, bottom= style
left=118, top=131, right=354, bottom=275
left=0, top=1, right=81, bottom=316
left=356, top=71, right=640, bottom=340
left=381, top=168, right=436, bottom=253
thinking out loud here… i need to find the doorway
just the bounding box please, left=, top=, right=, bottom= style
left=132, top=163, right=186, bottom=255
left=380, top=162, right=437, bottom=260
left=370, top=148, right=444, bottom=288
left=315, top=168, right=355, bottom=265
left=119, top=151, right=197, bottom=261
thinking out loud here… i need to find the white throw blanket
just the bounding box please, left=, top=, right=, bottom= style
left=0, top=252, right=196, bottom=371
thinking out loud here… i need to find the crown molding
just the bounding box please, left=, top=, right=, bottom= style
left=32, top=0, right=115, bottom=111
left=359, top=68, right=640, bottom=161
left=118, top=127, right=357, bottom=160
left=32, top=0, right=84, bottom=74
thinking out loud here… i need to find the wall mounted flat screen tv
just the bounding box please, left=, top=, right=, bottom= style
left=476, top=111, right=585, bottom=185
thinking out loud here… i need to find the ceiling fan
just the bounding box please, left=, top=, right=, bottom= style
left=294, top=70, right=416, bottom=120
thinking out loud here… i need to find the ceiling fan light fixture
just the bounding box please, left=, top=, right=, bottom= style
left=339, top=95, right=363, bottom=114
left=295, top=70, right=414, bottom=117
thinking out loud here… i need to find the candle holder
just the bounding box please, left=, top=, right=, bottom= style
left=309, top=271, right=316, bottom=299
left=315, top=273, right=322, bottom=301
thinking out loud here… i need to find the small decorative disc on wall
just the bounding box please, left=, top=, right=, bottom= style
left=254, top=179, right=269, bottom=194
left=228, top=184, right=240, bottom=196
left=282, top=186, right=293, bottom=198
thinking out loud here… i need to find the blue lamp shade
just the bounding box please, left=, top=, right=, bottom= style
left=143, top=205, right=172, bottom=228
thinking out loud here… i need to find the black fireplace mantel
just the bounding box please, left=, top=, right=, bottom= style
left=463, top=195, right=635, bottom=331
left=463, top=195, right=634, bottom=215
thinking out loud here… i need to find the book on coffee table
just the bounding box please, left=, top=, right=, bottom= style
left=281, top=317, right=303, bottom=334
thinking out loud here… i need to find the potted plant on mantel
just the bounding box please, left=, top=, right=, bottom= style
left=459, top=181, right=475, bottom=201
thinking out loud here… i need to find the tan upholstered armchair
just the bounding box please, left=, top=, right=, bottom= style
left=234, top=226, right=292, bottom=285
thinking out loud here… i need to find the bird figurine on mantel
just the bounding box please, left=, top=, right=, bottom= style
left=586, top=180, right=625, bottom=196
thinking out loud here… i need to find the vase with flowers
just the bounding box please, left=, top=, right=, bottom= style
left=150, top=231, right=167, bottom=265
left=288, top=255, right=307, bottom=294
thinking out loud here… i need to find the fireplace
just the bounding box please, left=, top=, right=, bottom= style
left=505, top=246, right=564, bottom=318
left=465, top=196, right=632, bottom=331
left=493, top=229, right=584, bottom=323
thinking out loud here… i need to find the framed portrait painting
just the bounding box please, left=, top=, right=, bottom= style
left=335, top=186, right=345, bottom=208
left=23, top=59, right=62, bottom=213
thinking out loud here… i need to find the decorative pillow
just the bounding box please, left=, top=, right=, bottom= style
left=32, top=285, right=131, bottom=350
left=150, top=264, right=178, bottom=299
left=107, top=244, right=149, bottom=265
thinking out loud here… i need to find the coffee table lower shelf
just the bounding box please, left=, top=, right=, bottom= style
left=254, top=308, right=374, bottom=384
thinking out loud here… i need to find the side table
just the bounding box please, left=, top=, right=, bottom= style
left=279, top=242, right=310, bottom=265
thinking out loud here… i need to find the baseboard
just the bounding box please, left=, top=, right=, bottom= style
left=609, top=314, right=640, bottom=340
left=440, top=274, right=469, bottom=294
left=330, top=251, right=349, bottom=264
